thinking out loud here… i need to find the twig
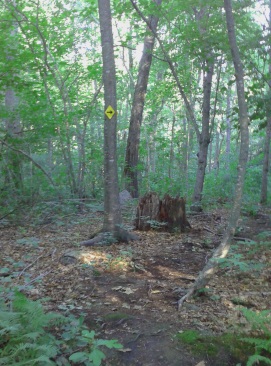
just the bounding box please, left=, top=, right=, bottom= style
left=17, top=253, right=46, bottom=278
left=233, top=237, right=254, bottom=242
left=17, top=249, right=57, bottom=278
left=126, top=333, right=142, bottom=343
left=23, top=269, right=53, bottom=287
left=203, top=226, right=215, bottom=234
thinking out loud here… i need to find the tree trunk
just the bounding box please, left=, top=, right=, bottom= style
left=99, top=0, right=121, bottom=234
left=178, top=0, right=249, bottom=309
left=261, top=116, right=271, bottom=204
left=225, top=87, right=232, bottom=171
left=192, top=58, right=214, bottom=207
left=124, top=0, right=162, bottom=198
left=81, top=0, right=138, bottom=246
left=260, top=0, right=271, bottom=204
left=4, top=17, right=22, bottom=192
left=4, top=88, right=22, bottom=190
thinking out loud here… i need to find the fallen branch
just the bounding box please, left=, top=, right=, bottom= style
left=17, top=253, right=46, bottom=278
left=21, top=269, right=53, bottom=289
left=17, top=249, right=56, bottom=278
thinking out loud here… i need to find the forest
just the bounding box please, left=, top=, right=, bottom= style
left=0, top=0, right=271, bottom=365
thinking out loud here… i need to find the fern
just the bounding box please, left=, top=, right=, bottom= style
left=0, top=291, right=64, bottom=365
left=240, top=308, right=271, bottom=366
left=0, top=289, right=123, bottom=365
left=246, top=354, right=271, bottom=366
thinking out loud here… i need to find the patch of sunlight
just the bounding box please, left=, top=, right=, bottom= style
left=80, top=251, right=131, bottom=271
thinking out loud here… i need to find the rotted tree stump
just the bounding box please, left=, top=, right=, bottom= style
left=135, top=192, right=191, bottom=232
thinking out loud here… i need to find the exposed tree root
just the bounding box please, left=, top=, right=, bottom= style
left=81, top=227, right=139, bottom=247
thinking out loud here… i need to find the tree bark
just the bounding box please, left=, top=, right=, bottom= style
left=260, top=0, right=271, bottom=204
left=3, top=13, right=22, bottom=191
left=192, top=58, right=214, bottom=206
left=225, top=87, right=232, bottom=171
left=99, top=0, right=121, bottom=234
left=130, top=1, right=215, bottom=208
left=81, top=0, right=138, bottom=246
left=124, top=0, right=162, bottom=198
left=261, top=116, right=271, bottom=204
left=178, top=0, right=250, bottom=309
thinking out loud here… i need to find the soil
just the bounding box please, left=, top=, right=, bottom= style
left=0, top=204, right=271, bottom=366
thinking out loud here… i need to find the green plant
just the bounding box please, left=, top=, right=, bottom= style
left=257, top=231, right=271, bottom=240
left=0, top=291, right=64, bottom=365
left=0, top=290, right=122, bottom=365
left=240, top=308, right=271, bottom=366
left=69, top=330, right=122, bottom=366
left=176, top=329, right=253, bottom=362
left=217, top=241, right=264, bottom=273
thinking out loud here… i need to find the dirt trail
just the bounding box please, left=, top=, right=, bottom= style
left=0, top=207, right=270, bottom=365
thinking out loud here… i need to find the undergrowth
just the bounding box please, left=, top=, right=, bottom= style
left=240, top=307, right=271, bottom=366
left=0, top=290, right=122, bottom=365
left=186, top=232, right=271, bottom=366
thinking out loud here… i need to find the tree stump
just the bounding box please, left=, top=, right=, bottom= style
left=135, top=192, right=191, bottom=232
left=134, top=192, right=161, bottom=230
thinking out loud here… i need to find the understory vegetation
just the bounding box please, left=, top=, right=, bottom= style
left=0, top=0, right=271, bottom=365
left=0, top=288, right=122, bottom=365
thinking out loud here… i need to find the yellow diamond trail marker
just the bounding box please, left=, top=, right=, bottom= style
left=105, top=105, right=115, bottom=119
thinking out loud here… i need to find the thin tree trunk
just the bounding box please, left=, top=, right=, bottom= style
left=4, top=15, right=23, bottom=191
left=225, top=87, right=232, bottom=170
left=192, top=59, right=214, bottom=206
left=178, top=0, right=249, bottom=309
left=261, top=116, right=271, bottom=204
left=130, top=1, right=217, bottom=207
left=260, top=0, right=271, bottom=204
left=124, top=0, right=162, bottom=198
left=169, top=107, right=176, bottom=180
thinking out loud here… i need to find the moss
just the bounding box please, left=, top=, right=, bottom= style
left=176, top=330, right=253, bottom=361
left=176, top=330, right=217, bottom=356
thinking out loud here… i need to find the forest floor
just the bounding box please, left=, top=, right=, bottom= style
left=1, top=202, right=271, bottom=366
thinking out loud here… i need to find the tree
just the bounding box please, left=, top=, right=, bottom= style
left=191, top=7, right=215, bottom=208
left=260, top=0, right=271, bottom=204
left=178, top=0, right=250, bottom=309
left=124, top=0, right=162, bottom=198
left=3, top=6, right=22, bottom=192
left=81, top=0, right=138, bottom=246
left=130, top=2, right=220, bottom=208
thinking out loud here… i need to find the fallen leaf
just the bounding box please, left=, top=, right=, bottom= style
left=112, top=286, right=123, bottom=291
left=117, top=348, right=132, bottom=353
left=123, top=287, right=136, bottom=295
left=133, top=305, right=143, bottom=310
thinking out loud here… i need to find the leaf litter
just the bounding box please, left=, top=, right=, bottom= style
left=0, top=206, right=271, bottom=365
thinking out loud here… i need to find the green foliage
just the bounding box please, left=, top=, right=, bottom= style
left=0, top=291, right=64, bottom=365
left=176, top=329, right=252, bottom=361
left=16, top=237, right=40, bottom=247
left=240, top=308, right=271, bottom=366
left=217, top=241, right=264, bottom=273
left=69, top=330, right=122, bottom=366
left=257, top=231, right=271, bottom=240
left=0, top=0, right=269, bottom=215
left=0, top=290, right=122, bottom=366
